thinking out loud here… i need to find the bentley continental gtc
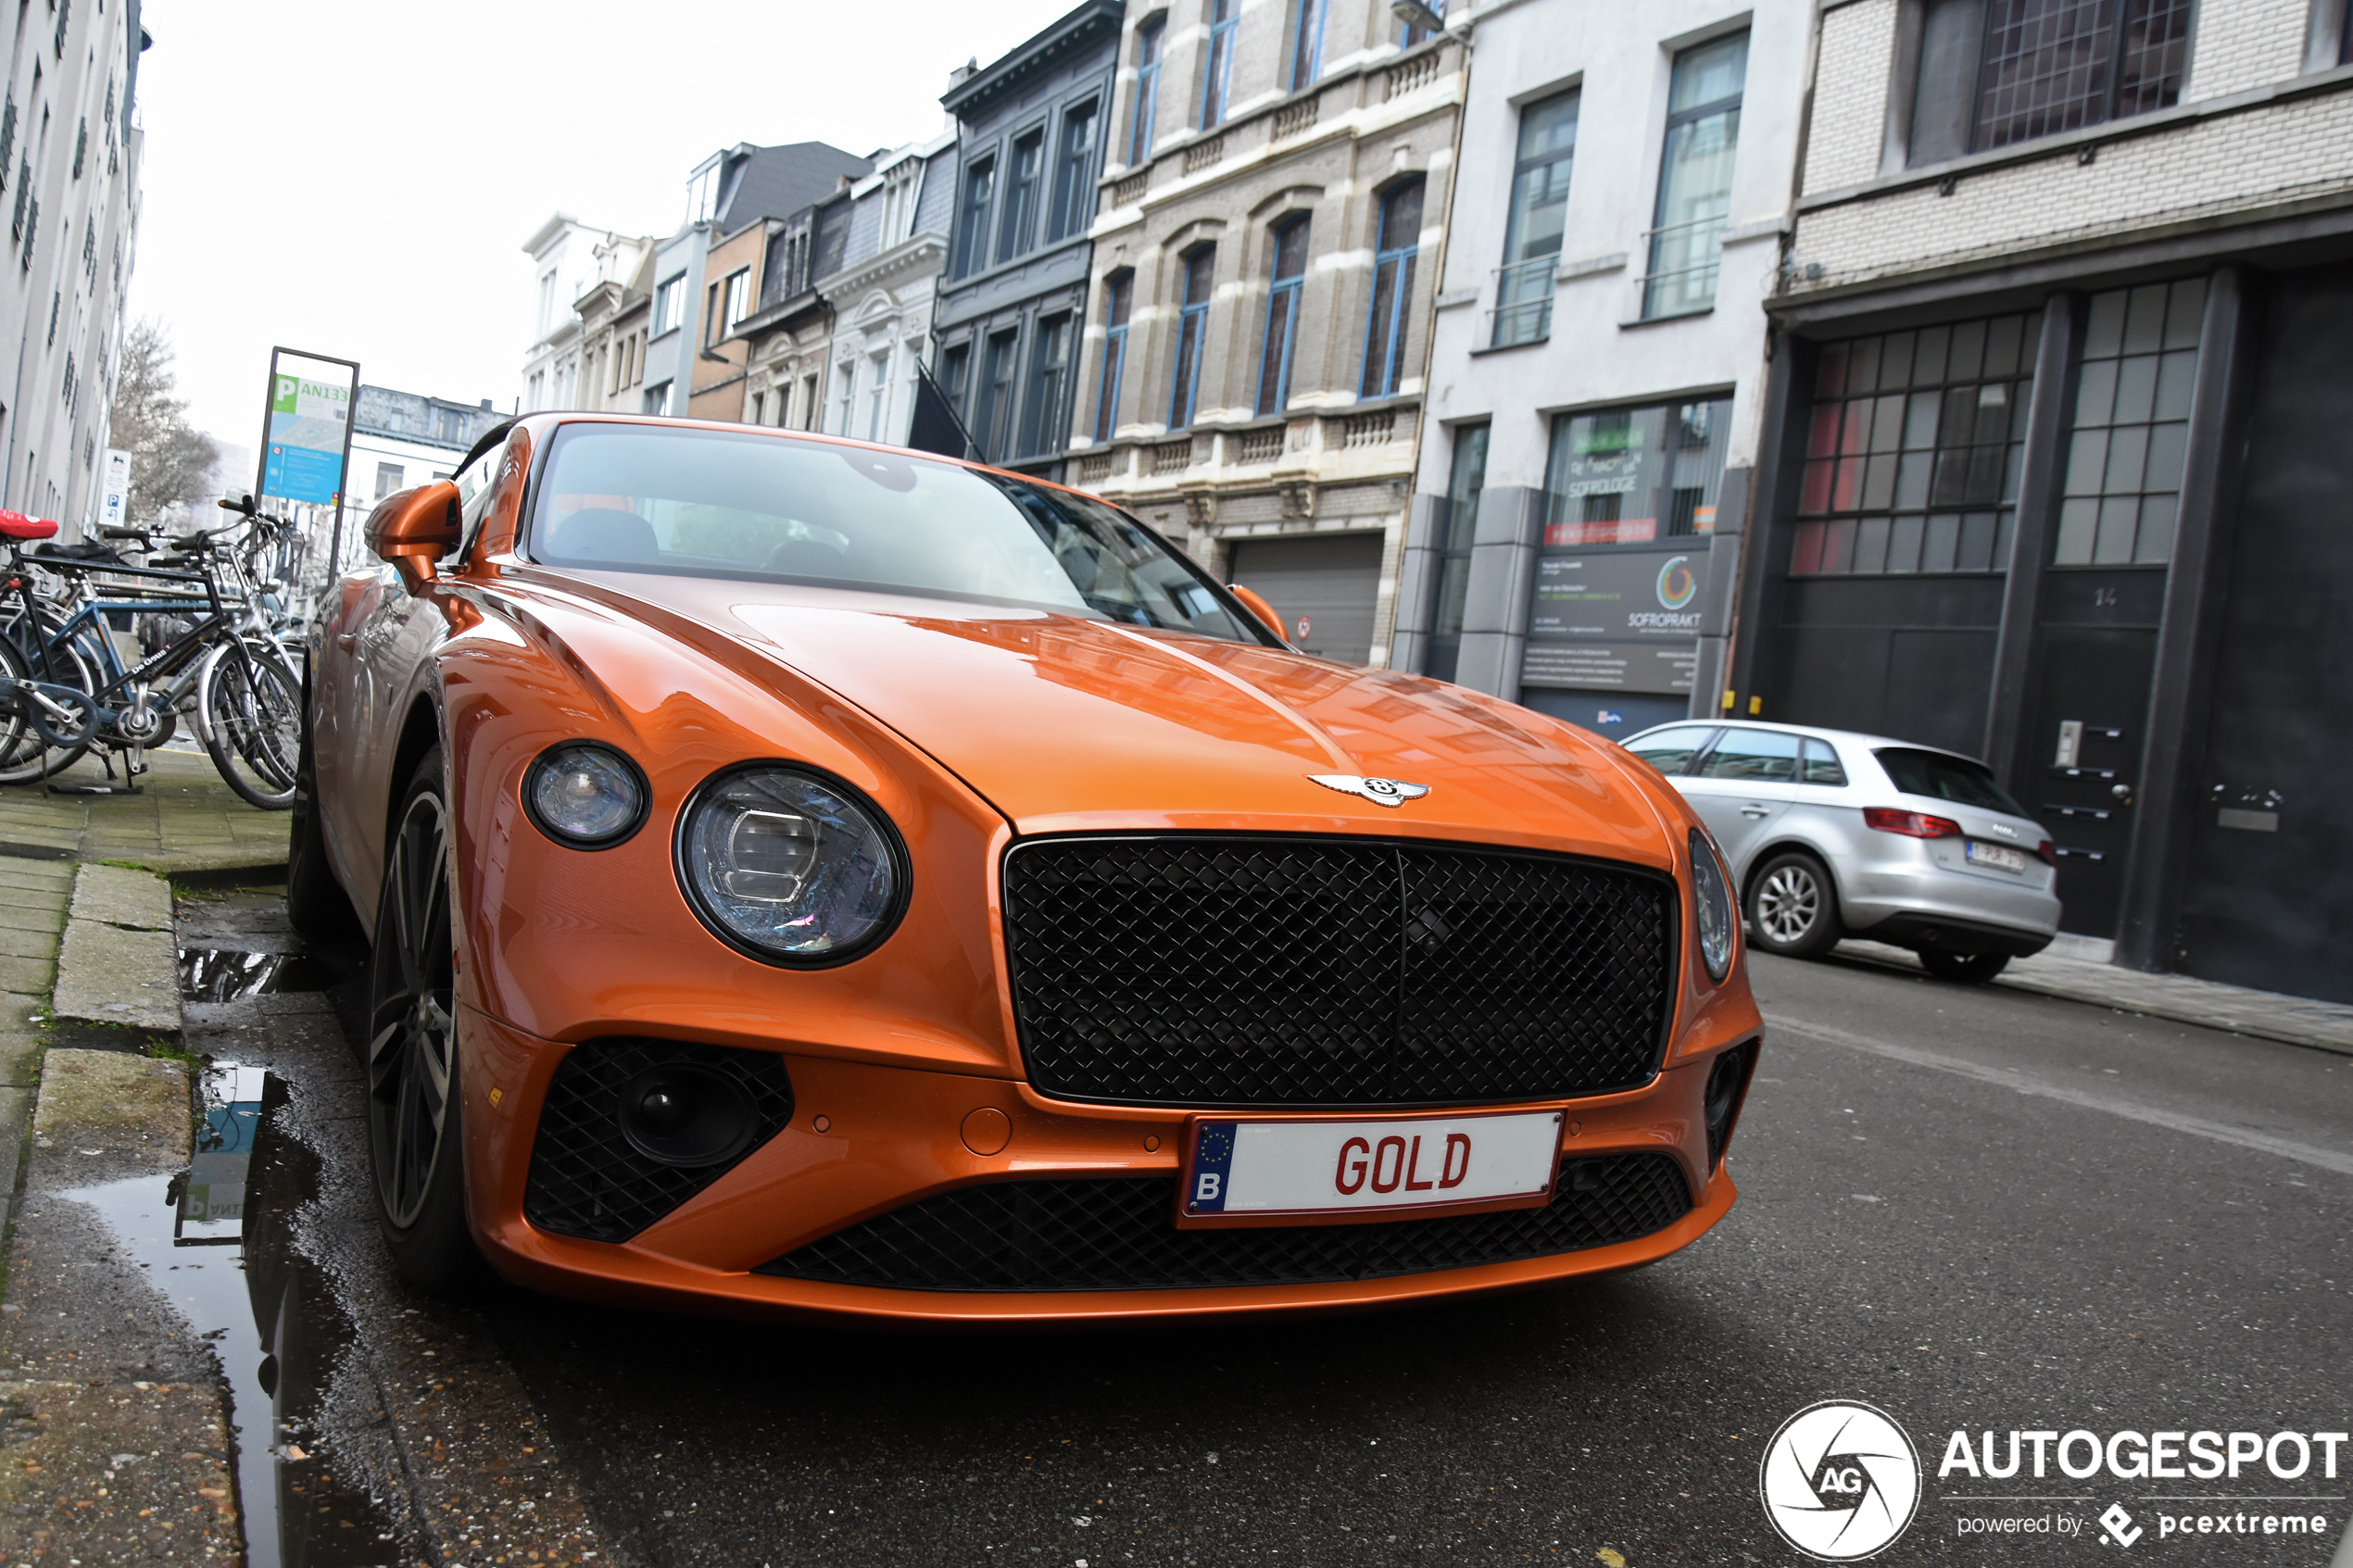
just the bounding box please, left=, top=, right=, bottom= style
left=296, top=415, right=1764, bottom=1323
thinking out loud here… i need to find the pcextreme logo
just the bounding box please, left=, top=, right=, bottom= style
left=1655, top=554, right=1698, bottom=610
left=1760, top=1401, right=1924, bottom=1561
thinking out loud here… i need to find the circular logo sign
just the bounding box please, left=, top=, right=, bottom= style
left=1758, top=1400, right=1921, bottom=1561
left=1295, top=615, right=1313, bottom=639
left=1656, top=554, right=1698, bottom=610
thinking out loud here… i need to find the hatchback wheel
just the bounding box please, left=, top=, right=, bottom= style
left=366, top=746, right=488, bottom=1293
left=1744, top=850, right=1842, bottom=959
left=1920, top=948, right=2010, bottom=984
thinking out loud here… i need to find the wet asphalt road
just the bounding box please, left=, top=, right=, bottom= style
left=445, top=952, right=2353, bottom=1568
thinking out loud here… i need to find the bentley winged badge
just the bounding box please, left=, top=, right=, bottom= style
left=1308, top=774, right=1431, bottom=808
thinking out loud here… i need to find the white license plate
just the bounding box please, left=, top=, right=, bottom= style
left=1965, top=840, right=2029, bottom=872
left=1179, top=1110, right=1564, bottom=1223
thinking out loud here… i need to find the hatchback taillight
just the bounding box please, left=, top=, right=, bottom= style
left=1864, top=806, right=1963, bottom=838
left=2035, top=839, right=2057, bottom=865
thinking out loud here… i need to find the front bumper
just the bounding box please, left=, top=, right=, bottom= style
left=459, top=1007, right=1747, bottom=1323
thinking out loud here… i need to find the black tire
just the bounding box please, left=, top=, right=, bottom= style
left=285, top=659, right=362, bottom=946
left=1919, top=949, right=2010, bottom=984
left=365, top=746, right=488, bottom=1293
left=1744, top=849, right=1843, bottom=959
left=203, top=642, right=301, bottom=809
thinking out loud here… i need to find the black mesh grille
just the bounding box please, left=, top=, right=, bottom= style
left=756, top=1153, right=1692, bottom=1292
left=523, top=1038, right=794, bottom=1244
left=1003, top=836, right=1677, bottom=1107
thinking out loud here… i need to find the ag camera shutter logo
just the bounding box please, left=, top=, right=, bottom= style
left=1759, top=1400, right=1923, bottom=1561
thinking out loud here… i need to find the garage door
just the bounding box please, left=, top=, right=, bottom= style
left=1228, top=533, right=1384, bottom=663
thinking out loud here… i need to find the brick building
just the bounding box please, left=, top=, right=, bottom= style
left=1731, top=0, right=2353, bottom=998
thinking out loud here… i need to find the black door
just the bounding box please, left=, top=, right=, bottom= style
left=2022, top=621, right=2156, bottom=937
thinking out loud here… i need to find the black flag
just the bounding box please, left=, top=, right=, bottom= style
left=908, top=358, right=982, bottom=463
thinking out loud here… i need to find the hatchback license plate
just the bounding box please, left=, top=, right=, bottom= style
left=1965, top=840, right=2029, bottom=872
left=1179, top=1110, right=1564, bottom=1223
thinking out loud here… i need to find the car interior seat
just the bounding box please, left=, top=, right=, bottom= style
left=548, top=508, right=661, bottom=564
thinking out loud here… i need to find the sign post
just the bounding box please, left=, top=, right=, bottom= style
left=252, top=347, right=360, bottom=588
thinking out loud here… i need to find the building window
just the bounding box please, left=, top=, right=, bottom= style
left=978, top=330, right=1020, bottom=459
left=1424, top=421, right=1487, bottom=684
left=1361, top=181, right=1423, bottom=398
left=653, top=274, right=684, bottom=335
left=1201, top=0, right=1239, bottom=129
left=537, top=270, right=557, bottom=334
left=1541, top=397, right=1735, bottom=548
left=643, top=381, right=670, bottom=415
left=999, top=132, right=1044, bottom=262
left=750, top=391, right=765, bottom=426
left=1643, top=32, right=1747, bottom=320
left=1021, top=314, right=1072, bottom=457
left=1168, top=247, right=1215, bottom=429
left=868, top=348, right=893, bottom=441
left=880, top=158, right=923, bottom=248
left=1968, top=0, right=2190, bottom=154
left=836, top=362, right=857, bottom=433
left=1290, top=0, right=1327, bottom=89
left=1094, top=272, right=1132, bottom=442
left=1397, top=0, right=1446, bottom=48
left=1256, top=218, right=1309, bottom=416
left=801, top=372, right=820, bottom=430
left=1129, top=18, right=1164, bottom=165
left=722, top=269, right=751, bottom=337
left=2054, top=279, right=2203, bottom=566
left=954, top=157, right=995, bottom=278
left=1791, top=311, right=2042, bottom=575
left=373, top=461, right=406, bottom=500
left=1050, top=100, right=1100, bottom=243
left=1493, top=88, right=1578, bottom=348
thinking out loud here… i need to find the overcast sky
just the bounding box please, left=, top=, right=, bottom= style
left=133, top=0, right=1080, bottom=446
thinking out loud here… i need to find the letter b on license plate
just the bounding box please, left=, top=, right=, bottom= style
left=1182, top=1110, right=1564, bottom=1222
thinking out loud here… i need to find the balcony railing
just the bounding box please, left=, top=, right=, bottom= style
left=1638, top=212, right=1728, bottom=320
left=1488, top=256, right=1556, bottom=347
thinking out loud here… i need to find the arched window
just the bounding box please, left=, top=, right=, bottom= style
left=1257, top=218, right=1310, bottom=416
left=1361, top=180, right=1424, bottom=398
left=1167, top=246, right=1215, bottom=429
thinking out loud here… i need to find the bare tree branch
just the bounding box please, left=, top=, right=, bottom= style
left=107, top=319, right=220, bottom=523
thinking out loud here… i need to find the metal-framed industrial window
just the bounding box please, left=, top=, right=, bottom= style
left=1256, top=218, right=1309, bottom=416
left=1971, top=0, right=2192, bottom=151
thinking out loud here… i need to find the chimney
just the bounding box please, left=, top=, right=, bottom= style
left=948, top=56, right=977, bottom=89
left=479, top=398, right=493, bottom=411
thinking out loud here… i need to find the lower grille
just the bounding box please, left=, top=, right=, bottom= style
left=1002, top=835, right=1678, bottom=1107
left=524, top=1037, right=794, bottom=1243
left=755, top=1152, right=1692, bottom=1293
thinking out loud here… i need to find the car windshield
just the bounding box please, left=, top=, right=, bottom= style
left=1873, top=746, right=2028, bottom=816
left=526, top=422, right=1257, bottom=640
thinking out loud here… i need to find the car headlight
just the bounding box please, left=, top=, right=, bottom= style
left=524, top=743, right=648, bottom=847
left=1690, top=827, right=1736, bottom=982
left=676, top=765, right=906, bottom=965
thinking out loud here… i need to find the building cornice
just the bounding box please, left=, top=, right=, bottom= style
left=817, top=232, right=947, bottom=302
left=942, top=0, right=1125, bottom=119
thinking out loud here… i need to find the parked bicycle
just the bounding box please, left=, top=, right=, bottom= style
left=0, top=499, right=304, bottom=808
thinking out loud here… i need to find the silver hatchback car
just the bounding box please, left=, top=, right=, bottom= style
left=1620, top=721, right=2062, bottom=982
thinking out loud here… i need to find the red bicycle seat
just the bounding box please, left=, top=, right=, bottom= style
left=0, top=510, right=58, bottom=540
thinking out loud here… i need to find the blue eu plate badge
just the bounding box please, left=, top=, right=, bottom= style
left=1188, top=1121, right=1238, bottom=1214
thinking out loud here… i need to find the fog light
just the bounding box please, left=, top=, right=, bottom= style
left=524, top=743, right=648, bottom=847
left=1705, top=1041, right=1758, bottom=1173
left=616, top=1063, right=757, bottom=1167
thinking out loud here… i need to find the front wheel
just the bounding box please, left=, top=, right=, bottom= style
left=365, top=746, right=486, bottom=1293
left=199, top=641, right=301, bottom=809
left=1744, top=849, right=1843, bottom=959
left=1920, top=949, right=2010, bottom=984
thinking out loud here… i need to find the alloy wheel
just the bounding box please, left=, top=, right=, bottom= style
left=1755, top=863, right=1821, bottom=946
left=368, top=789, right=456, bottom=1230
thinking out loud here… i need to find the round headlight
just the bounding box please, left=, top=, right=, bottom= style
left=675, top=765, right=905, bottom=965
left=1690, top=827, right=1736, bottom=982
left=524, top=744, right=648, bottom=847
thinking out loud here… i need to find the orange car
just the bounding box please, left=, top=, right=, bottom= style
left=295, top=415, right=1762, bottom=1323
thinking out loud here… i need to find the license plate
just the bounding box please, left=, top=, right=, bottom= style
left=1965, top=840, right=2029, bottom=872
left=1178, top=1109, right=1564, bottom=1224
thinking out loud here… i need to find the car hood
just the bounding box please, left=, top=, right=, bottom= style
left=547, top=574, right=1673, bottom=863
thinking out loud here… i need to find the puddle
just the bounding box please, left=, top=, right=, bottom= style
left=178, top=947, right=342, bottom=1001
left=69, top=1061, right=404, bottom=1567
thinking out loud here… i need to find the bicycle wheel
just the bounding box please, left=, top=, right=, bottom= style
left=0, top=608, right=95, bottom=784
left=200, top=641, right=300, bottom=809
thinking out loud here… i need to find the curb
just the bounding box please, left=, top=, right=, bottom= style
left=49, top=863, right=182, bottom=1047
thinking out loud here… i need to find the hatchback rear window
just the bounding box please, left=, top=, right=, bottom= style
left=1873, top=747, right=2028, bottom=816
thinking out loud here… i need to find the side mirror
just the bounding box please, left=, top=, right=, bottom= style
left=1227, top=583, right=1288, bottom=645
left=368, top=481, right=462, bottom=593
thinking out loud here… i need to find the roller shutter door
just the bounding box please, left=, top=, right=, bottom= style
left=1227, top=533, right=1384, bottom=663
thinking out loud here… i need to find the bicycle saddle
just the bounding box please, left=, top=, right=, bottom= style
left=0, top=509, right=58, bottom=540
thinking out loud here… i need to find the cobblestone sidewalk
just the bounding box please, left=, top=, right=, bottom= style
left=0, top=746, right=291, bottom=873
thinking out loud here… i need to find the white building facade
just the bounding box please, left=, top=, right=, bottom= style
left=1390, top=0, right=1809, bottom=738
left=813, top=132, right=955, bottom=446
left=519, top=216, right=653, bottom=414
